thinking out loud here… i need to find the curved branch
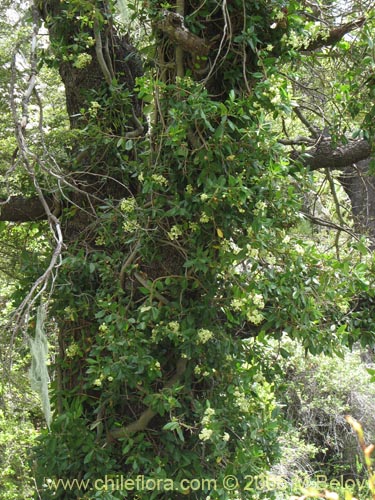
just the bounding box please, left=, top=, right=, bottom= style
left=125, top=109, right=144, bottom=139
left=134, top=271, right=170, bottom=305
left=157, top=11, right=209, bottom=56
left=94, top=18, right=114, bottom=85
left=119, top=240, right=141, bottom=289
left=108, top=358, right=187, bottom=440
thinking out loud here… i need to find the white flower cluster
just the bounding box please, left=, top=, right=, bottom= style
left=93, top=374, right=105, bottom=387
left=282, top=23, right=329, bottom=50
left=233, top=388, right=250, bottom=412
left=120, top=198, right=139, bottom=232
left=199, top=407, right=216, bottom=441
left=188, top=221, right=199, bottom=232
left=246, top=245, right=259, bottom=259
left=231, top=291, right=265, bottom=325
left=197, top=328, right=213, bottom=344
left=151, top=321, right=181, bottom=342
left=246, top=309, right=264, bottom=325
left=168, top=225, right=182, bottom=240
left=123, top=218, right=140, bottom=233
left=151, top=174, right=168, bottom=187
left=294, top=243, right=305, bottom=255
left=168, top=321, right=180, bottom=334
left=202, top=407, right=215, bottom=425
left=120, top=198, right=137, bottom=213
left=95, top=234, right=106, bottom=246
left=198, top=428, right=213, bottom=441
left=222, top=432, right=230, bottom=442
left=252, top=292, right=264, bottom=309
left=99, top=323, right=108, bottom=333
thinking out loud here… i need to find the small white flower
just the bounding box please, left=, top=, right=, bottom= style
left=294, top=244, right=305, bottom=255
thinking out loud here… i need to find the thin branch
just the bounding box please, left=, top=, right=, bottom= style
left=325, top=168, right=345, bottom=258
left=20, top=6, right=40, bottom=129
left=203, top=0, right=231, bottom=86
left=134, top=271, right=170, bottom=305
left=8, top=8, right=63, bottom=335
left=278, top=136, right=315, bottom=146
left=293, top=107, right=320, bottom=138
left=103, top=29, right=115, bottom=79
left=300, top=211, right=360, bottom=241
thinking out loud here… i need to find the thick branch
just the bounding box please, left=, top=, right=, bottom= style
left=304, top=17, right=365, bottom=51
left=293, top=138, right=372, bottom=171
left=0, top=196, right=52, bottom=222
left=157, top=11, right=209, bottom=56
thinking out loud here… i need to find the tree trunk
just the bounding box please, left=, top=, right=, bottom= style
left=339, top=159, right=375, bottom=242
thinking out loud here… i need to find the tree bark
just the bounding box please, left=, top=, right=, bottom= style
left=339, top=158, right=375, bottom=240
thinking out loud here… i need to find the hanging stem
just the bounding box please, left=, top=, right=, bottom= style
left=176, top=0, right=185, bottom=78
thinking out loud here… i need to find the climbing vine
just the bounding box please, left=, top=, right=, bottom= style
left=1, top=0, right=375, bottom=499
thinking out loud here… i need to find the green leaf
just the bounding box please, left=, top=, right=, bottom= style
left=125, top=139, right=133, bottom=150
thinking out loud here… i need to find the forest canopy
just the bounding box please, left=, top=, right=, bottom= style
left=1, top=0, right=375, bottom=499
